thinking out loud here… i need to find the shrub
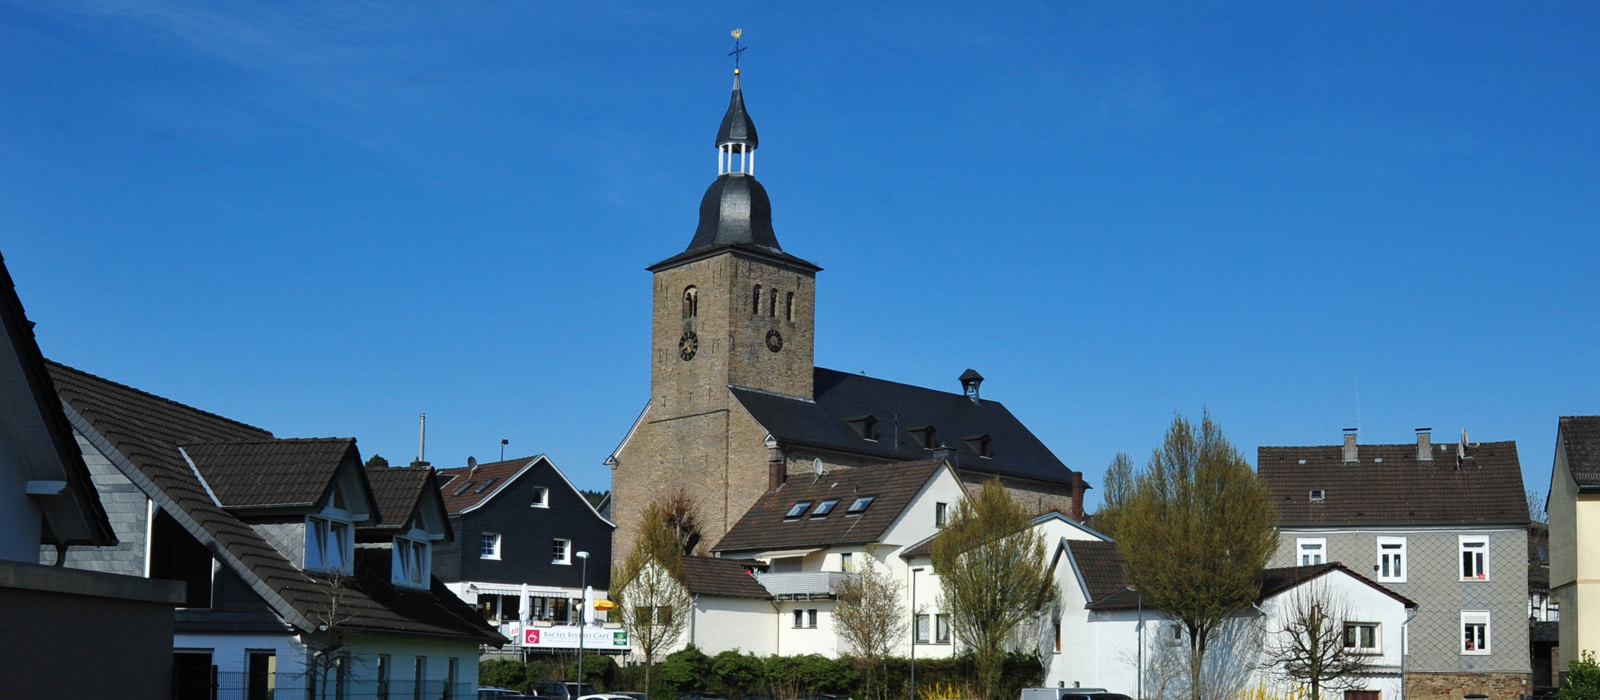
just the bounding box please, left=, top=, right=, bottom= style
left=1560, top=651, right=1600, bottom=700
left=659, top=645, right=715, bottom=697
left=480, top=659, right=528, bottom=691
left=712, top=650, right=766, bottom=696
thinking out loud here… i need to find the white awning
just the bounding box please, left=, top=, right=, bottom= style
left=752, top=547, right=821, bottom=561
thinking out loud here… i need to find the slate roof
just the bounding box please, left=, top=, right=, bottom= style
left=1070, top=540, right=1416, bottom=611
left=0, top=253, right=114, bottom=546
left=181, top=439, right=356, bottom=509
left=682, top=556, right=771, bottom=599
left=1560, top=416, right=1600, bottom=488
left=730, top=368, right=1082, bottom=489
left=47, top=361, right=502, bottom=644
left=435, top=456, right=535, bottom=515
left=715, top=74, right=758, bottom=149
left=713, top=458, right=946, bottom=553
left=366, top=466, right=447, bottom=537
left=1258, top=439, right=1527, bottom=527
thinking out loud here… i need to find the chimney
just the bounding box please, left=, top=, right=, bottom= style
left=1070, top=471, right=1089, bottom=522
left=959, top=369, right=984, bottom=405
left=766, top=436, right=786, bottom=491
left=932, top=444, right=958, bottom=463
left=1416, top=428, right=1433, bottom=461
left=1342, top=428, right=1358, bottom=463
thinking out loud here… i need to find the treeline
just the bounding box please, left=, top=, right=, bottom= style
left=480, top=645, right=1043, bottom=700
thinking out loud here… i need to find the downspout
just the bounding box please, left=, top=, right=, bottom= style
left=1400, top=607, right=1417, bottom=700
left=690, top=594, right=699, bottom=648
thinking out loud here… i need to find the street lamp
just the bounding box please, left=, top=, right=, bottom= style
left=577, top=550, right=589, bottom=693
left=909, top=567, right=925, bottom=700
left=1129, top=586, right=1142, bottom=700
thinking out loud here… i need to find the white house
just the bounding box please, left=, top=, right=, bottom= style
left=1051, top=539, right=1417, bottom=700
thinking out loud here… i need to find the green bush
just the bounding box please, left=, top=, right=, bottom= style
left=659, top=645, right=715, bottom=697
left=1560, top=651, right=1600, bottom=700
left=480, top=659, right=528, bottom=690
left=566, top=653, right=618, bottom=689
left=765, top=654, right=856, bottom=698
left=712, top=650, right=766, bottom=696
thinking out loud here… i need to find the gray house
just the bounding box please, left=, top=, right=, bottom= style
left=1259, top=429, right=1530, bottom=700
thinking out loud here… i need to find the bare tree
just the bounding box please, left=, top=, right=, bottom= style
left=661, top=488, right=708, bottom=556
left=833, top=562, right=909, bottom=700
left=304, top=573, right=366, bottom=699
left=614, top=499, right=694, bottom=698
left=1263, top=580, right=1371, bottom=700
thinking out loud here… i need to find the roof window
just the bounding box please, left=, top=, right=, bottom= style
left=846, top=415, right=879, bottom=441
left=846, top=496, right=875, bottom=514
left=474, top=477, right=498, bottom=494
left=964, top=434, right=992, bottom=458
left=1309, top=489, right=1325, bottom=501
left=812, top=500, right=839, bottom=517
left=453, top=481, right=474, bottom=496
left=785, top=502, right=812, bottom=519
left=910, top=426, right=938, bottom=450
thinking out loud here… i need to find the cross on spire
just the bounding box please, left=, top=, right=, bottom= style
left=728, top=28, right=747, bottom=72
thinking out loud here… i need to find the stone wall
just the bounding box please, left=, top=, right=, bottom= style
left=1404, top=671, right=1531, bottom=700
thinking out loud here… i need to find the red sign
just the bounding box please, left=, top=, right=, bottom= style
left=524, top=629, right=540, bottom=645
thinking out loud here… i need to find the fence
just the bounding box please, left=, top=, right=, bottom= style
left=173, top=669, right=476, bottom=700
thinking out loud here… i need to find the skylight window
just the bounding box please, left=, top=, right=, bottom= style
left=812, top=500, right=839, bottom=517
left=474, top=477, right=498, bottom=494
left=453, top=481, right=474, bottom=496
left=785, top=502, right=812, bottom=519
left=846, top=496, right=876, bottom=513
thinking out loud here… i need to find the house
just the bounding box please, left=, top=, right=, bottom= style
left=1259, top=429, right=1531, bottom=700
left=1052, top=539, right=1416, bottom=700
left=606, top=67, right=1090, bottom=557
left=1547, top=415, right=1600, bottom=681
left=0, top=252, right=185, bottom=700
left=45, top=361, right=503, bottom=699
left=433, top=455, right=616, bottom=652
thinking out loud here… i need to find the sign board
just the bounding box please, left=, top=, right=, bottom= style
left=518, top=625, right=630, bottom=650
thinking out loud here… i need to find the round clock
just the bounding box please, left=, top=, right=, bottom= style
left=765, top=329, right=784, bottom=353
left=678, top=330, right=698, bottom=361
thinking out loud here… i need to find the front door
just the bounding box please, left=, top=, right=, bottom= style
left=173, top=652, right=215, bottom=700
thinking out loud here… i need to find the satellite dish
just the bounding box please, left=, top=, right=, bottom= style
left=467, top=456, right=479, bottom=473
left=813, top=458, right=824, bottom=476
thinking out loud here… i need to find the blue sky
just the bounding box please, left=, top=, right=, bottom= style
left=2, top=1, right=1594, bottom=507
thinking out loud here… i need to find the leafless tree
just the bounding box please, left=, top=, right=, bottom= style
left=1262, top=580, right=1372, bottom=700
left=834, top=562, right=909, bottom=700
left=614, top=500, right=694, bottom=698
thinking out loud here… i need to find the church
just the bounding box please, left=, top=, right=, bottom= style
left=606, top=66, right=1090, bottom=554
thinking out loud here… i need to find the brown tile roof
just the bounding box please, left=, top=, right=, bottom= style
left=1257, top=439, right=1527, bottom=527
left=181, top=438, right=356, bottom=509
left=0, top=254, right=114, bottom=546
left=435, top=456, right=537, bottom=515
left=712, top=458, right=948, bottom=553
left=47, top=361, right=502, bottom=645
left=1067, top=540, right=1128, bottom=606
left=365, top=466, right=445, bottom=535
left=682, top=556, right=771, bottom=599
left=1561, top=417, right=1600, bottom=488
left=897, top=531, right=939, bottom=560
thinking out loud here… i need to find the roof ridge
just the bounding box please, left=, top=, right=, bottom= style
left=46, top=359, right=273, bottom=437
left=815, top=366, right=1011, bottom=407
left=184, top=436, right=353, bottom=447
left=438, top=453, right=546, bottom=471
left=727, top=382, right=818, bottom=404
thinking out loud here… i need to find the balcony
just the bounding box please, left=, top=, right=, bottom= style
left=754, top=571, right=854, bottom=600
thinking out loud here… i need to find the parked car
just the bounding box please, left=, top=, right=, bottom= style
left=1019, top=689, right=1129, bottom=700
left=531, top=682, right=602, bottom=700
left=612, top=693, right=651, bottom=700
left=481, top=689, right=533, bottom=700
left=580, top=695, right=641, bottom=700
left=674, top=693, right=731, bottom=700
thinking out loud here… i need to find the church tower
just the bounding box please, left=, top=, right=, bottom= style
left=612, top=68, right=821, bottom=552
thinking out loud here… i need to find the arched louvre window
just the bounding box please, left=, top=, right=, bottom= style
left=682, top=287, right=698, bottom=319
left=786, top=292, right=794, bottom=321
left=752, top=285, right=762, bottom=314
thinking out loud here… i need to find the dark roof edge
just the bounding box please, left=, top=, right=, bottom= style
left=647, top=244, right=821, bottom=274
left=46, top=359, right=273, bottom=437
left=1279, top=520, right=1531, bottom=528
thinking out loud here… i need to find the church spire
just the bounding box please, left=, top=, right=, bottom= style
left=716, top=70, right=758, bottom=176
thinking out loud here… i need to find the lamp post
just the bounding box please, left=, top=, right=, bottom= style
left=910, top=566, right=924, bottom=700
left=577, top=550, right=589, bottom=693
left=1131, top=586, right=1142, bottom=700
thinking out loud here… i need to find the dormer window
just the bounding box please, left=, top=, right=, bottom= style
left=847, top=416, right=879, bottom=441
left=785, top=502, right=812, bottom=519
left=812, top=500, right=839, bottom=517
left=393, top=536, right=430, bottom=588
left=532, top=486, right=549, bottom=508
left=306, top=515, right=353, bottom=574
left=964, top=435, right=992, bottom=458
left=911, top=426, right=938, bottom=450
left=1309, top=489, right=1326, bottom=501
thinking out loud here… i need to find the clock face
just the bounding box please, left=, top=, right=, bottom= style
left=678, top=330, right=698, bottom=361
left=765, top=329, right=784, bottom=353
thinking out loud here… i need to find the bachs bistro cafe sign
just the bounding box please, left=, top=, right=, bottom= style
left=515, top=624, right=630, bottom=650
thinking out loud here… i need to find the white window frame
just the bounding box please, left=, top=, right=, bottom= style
left=840, top=552, right=854, bottom=572
left=1297, top=537, right=1327, bottom=566
left=1343, top=622, right=1380, bottom=653
left=1461, top=611, right=1490, bottom=654
left=481, top=533, right=502, bottom=560
left=392, top=536, right=430, bottom=588
left=915, top=613, right=931, bottom=643
left=553, top=538, right=572, bottom=565
left=935, top=502, right=948, bottom=528
left=306, top=515, right=354, bottom=574
left=1377, top=536, right=1407, bottom=583
left=1460, top=535, right=1489, bottom=580
left=531, top=486, right=549, bottom=508
left=935, top=613, right=951, bottom=644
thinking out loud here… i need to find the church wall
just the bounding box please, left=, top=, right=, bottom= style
left=612, top=408, right=731, bottom=561
left=725, top=255, right=814, bottom=400
left=959, top=472, right=1080, bottom=519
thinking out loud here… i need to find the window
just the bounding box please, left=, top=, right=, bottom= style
left=474, top=477, right=498, bottom=494
left=840, top=553, right=854, bottom=572
left=446, top=658, right=458, bottom=700
left=393, top=537, right=430, bottom=588
left=915, top=613, right=931, bottom=643
left=413, top=657, right=426, bottom=700
left=481, top=533, right=502, bottom=560
left=1377, top=537, right=1406, bottom=582
left=753, top=285, right=762, bottom=314
left=847, top=496, right=876, bottom=513
left=769, top=288, right=777, bottom=316
left=553, top=538, right=572, bottom=565
left=807, top=608, right=818, bottom=628
left=785, top=292, right=794, bottom=321
left=1460, top=536, right=1489, bottom=579
left=1167, top=624, right=1183, bottom=645
left=1297, top=537, right=1327, bottom=566
left=785, top=502, right=812, bottom=519
left=935, top=614, right=951, bottom=643
left=682, top=286, right=698, bottom=319
left=812, top=500, right=839, bottom=517
left=532, top=486, right=549, bottom=508
left=376, top=654, right=390, bottom=700
left=1309, top=489, right=1326, bottom=501
left=247, top=651, right=277, bottom=700
left=1461, top=611, right=1490, bottom=654
left=1053, top=619, right=1062, bottom=653
left=935, top=502, right=948, bottom=528
left=1344, top=622, right=1379, bottom=653
left=307, top=516, right=353, bottom=573
left=793, top=609, right=804, bottom=628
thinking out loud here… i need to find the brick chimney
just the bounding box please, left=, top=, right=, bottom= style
left=1342, top=428, right=1358, bottom=463
left=1416, top=428, right=1433, bottom=461
left=1070, top=471, right=1088, bottom=521
left=767, top=438, right=786, bottom=491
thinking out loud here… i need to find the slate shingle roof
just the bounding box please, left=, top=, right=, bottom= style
left=1561, top=416, right=1600, bottom=488
left=682, top=556, right=771, bottom=599
left=435, top=457, right=535, bottom=515
left=1067, top=540, right=1128, bottom=605
left=366, top=466, right=443, bottom=535
left=713, top=458, right=946, bottom=553
left=181, top=439, right=355, bottom=509
left=47, top=361, right=502, bottom=644
left=1258, top=440, right=1526, bottom=527
left=730, top=368, right=1081, bottom=489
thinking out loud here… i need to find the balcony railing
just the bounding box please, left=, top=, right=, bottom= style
left=754, top=571, right=854, bottom=600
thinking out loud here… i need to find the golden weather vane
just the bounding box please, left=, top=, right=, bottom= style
left=728, top=28, right=747, bottom=72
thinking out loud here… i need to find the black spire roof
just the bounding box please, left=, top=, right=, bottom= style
left=649, top=72, right=818, bottom=273
left=716, top=72, right=758, bottom=149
